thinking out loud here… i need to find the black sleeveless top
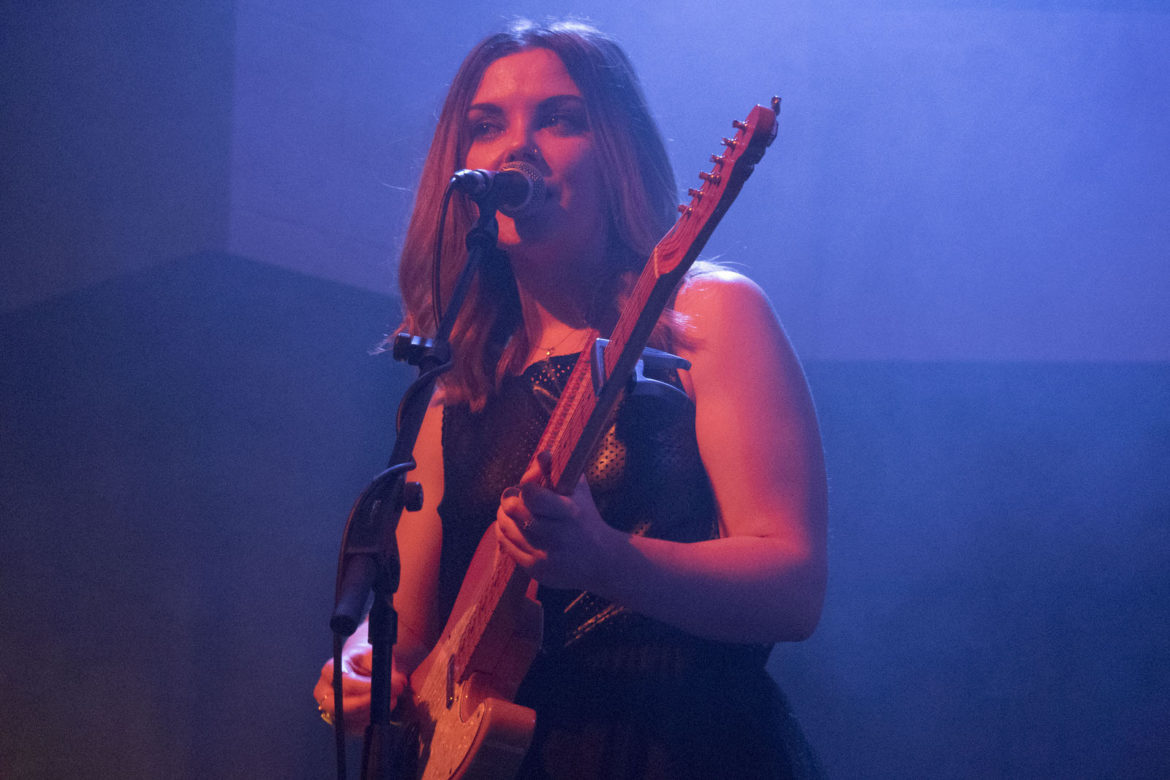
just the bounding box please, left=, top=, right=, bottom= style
left=438, top=354, right=821, bottom=779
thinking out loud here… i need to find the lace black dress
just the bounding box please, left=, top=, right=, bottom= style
left=437, top=354, right=821, bottom=779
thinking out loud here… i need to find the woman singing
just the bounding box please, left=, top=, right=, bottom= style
left=315, top=19, right=827, bottom=778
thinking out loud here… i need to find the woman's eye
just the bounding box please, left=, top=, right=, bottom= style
left=543, top=112, right=586, bottom=135
left=468, top=120, right=501, bottom=140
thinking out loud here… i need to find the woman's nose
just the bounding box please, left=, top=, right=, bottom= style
left=504, top=127, right=541, bottom=166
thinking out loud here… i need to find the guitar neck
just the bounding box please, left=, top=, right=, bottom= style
left=445, top=100, right=780, bottom=683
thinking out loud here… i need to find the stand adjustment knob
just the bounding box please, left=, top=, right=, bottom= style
left=403, top=481, right=424, bottom=512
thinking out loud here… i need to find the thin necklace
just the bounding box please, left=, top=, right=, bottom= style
left=532, top=329, right=586, bottom=400
left=539, top=328, right=584, bottom=361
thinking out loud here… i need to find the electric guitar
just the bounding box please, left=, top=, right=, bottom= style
left=398, top=98, right=780, bottom=780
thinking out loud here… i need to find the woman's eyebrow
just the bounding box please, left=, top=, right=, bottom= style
left=467, top=102, right=503, bottom=115
left=539, top=95, right=585, bottom=109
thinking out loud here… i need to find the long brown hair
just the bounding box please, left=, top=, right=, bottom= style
left=396, top=20, right=679, bottom=410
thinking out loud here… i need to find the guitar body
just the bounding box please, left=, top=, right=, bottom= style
left=403, top=532, right=543, bottom=779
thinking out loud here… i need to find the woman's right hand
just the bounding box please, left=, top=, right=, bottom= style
left=313, top=639, right=407, bottom=734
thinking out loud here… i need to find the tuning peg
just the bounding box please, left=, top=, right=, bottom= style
left=677, top=204, right=692, bottom=215
left=710, top=153, right=725, bottom=166
left=732, top=119, right=748, bottom=130
left=721, top=137, right=737, bottom=149
left=699, top=171, right=721, bottom=184
left=687, top=187, right=703, bottom=199
left=771, top=96, right=781, bottom=114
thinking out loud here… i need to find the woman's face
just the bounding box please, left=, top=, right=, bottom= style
left=463, top=48, right=607, bottom=269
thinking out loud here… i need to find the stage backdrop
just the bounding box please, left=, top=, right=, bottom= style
left=2, top=2, right=1168, bottom=778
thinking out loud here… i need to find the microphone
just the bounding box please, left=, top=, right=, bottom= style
left=449, top=161, right=545, bottom=217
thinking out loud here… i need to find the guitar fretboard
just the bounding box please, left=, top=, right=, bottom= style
left=444, top=100, right=780, bottom=684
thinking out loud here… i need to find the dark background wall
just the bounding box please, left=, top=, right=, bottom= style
left=1, top=2, right=235, bottom=311
left=2, top=1, right=1167, bottom=777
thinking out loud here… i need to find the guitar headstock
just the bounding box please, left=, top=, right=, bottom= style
left=653, top=97, right=780, bottom=277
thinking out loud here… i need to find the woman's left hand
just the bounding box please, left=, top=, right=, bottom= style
left=496, top=451, right=620, bottom=591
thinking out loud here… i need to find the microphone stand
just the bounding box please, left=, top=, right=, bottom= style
left=329, top=190, right=503, bottom=779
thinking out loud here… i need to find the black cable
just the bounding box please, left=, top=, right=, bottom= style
left=332, top=632, right=347, bottom=779
left=431, top=184, right=457, bottom=330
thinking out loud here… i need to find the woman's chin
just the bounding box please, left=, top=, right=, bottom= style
left=498, top=221, right=555, bottom=253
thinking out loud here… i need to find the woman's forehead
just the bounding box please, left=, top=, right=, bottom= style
left=470, top=48, right=582, bottom=107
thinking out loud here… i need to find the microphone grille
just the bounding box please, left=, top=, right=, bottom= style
left=498, top=161, right=546, bottom=217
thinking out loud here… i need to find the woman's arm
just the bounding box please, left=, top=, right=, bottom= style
left=389, top=398, right=446, bottom=668
left=497, top=270, right=827, bottom=644
left=314, top=398, right=446, bottom=729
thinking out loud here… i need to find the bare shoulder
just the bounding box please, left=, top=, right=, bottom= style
left=673, top=266, right=772, bottom=323
left=672, top=267, right=786, bottom=372
left=670, top=265, right=815, bottom=423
